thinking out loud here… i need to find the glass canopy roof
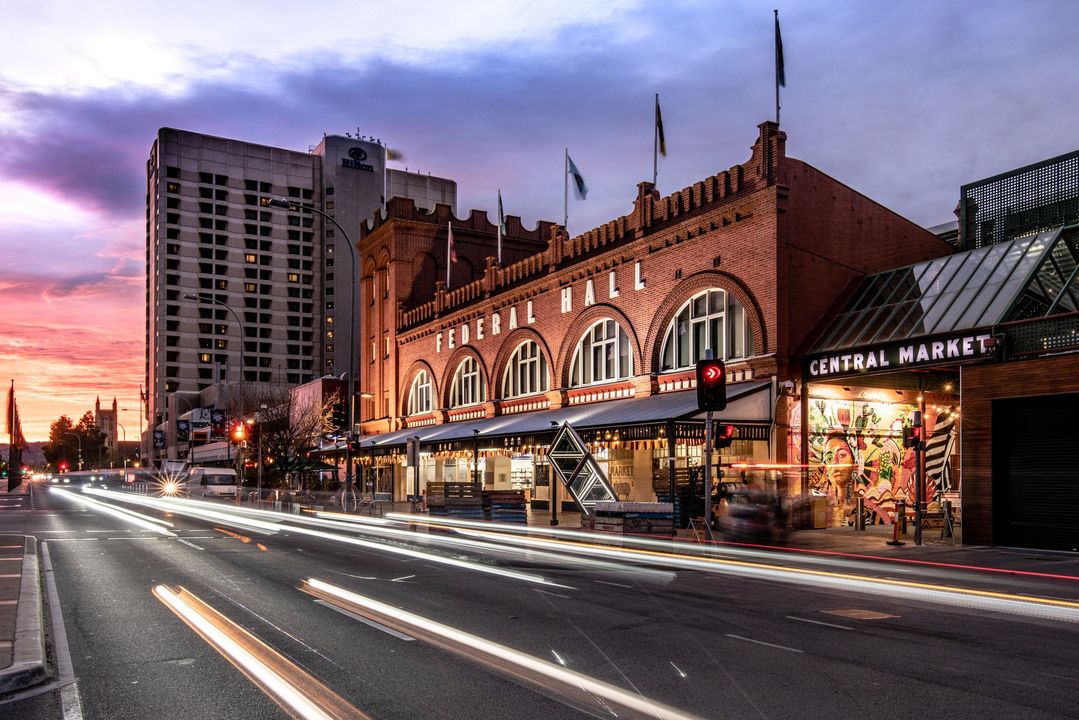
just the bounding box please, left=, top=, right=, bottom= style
left=811, top=227, right=1079, bottom=353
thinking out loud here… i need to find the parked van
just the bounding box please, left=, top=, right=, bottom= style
left=186, top=467, right=239, bottom=498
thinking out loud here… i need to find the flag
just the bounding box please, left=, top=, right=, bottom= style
left=775, top=11, right=786, bottom=88
left=655, top=97, right=666, bottom=157
left=140, top=386, right=147, bottom=404
left=567, top=154, right=588, bottom=200
left=497, top=190, right=505, bottom=265
left=387, top=148, right=405, bottom=161
left=446, top=221, right=456, bottom=287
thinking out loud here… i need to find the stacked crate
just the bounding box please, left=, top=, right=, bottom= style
left=427, top=482, right=485, bottom=520
left=483, top=490, right=527, bottom=523
left=592, top=502, right=675, bottom=535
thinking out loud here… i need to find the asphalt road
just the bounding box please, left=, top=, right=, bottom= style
left=2, top=481, right=1079, bottom=720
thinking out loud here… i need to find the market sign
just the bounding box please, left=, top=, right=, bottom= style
left=805, top=332, right=992, bottom=379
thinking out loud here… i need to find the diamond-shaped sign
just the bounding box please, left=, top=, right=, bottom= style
left=548, top=423, right=617, bottom=515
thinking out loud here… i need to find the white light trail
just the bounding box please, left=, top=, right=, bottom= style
left=51, top=487, right=176, bottom=536
left=304, top=578, right=703, bottom=720
left=153, top=585, right=369, bottom=720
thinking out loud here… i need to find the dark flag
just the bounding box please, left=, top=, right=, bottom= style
left=775, top=10, right=786, bottom=88
left=567, top=154, right=588, bottom=200
left=655, top=97, right=667, bottom=157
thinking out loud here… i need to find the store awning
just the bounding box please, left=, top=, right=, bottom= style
left=809, top=227, right=1077, bottom=354
left=359, top=380, right=773, bottom=451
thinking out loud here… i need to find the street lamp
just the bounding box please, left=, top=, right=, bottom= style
left=256, top=403, right=267, bottom=504
left=61, top=432, right=83, bottom=471
left=117, top=422, right=128, bottom=481
left=264, top=198, right=359, bottom=497
left=184, top=293, right=245, bottom=477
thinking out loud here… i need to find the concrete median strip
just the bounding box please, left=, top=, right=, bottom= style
left=0, top=536, right=48, bottom=694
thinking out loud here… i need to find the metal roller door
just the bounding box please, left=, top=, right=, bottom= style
left=993, top=393, right=1079, bottom=551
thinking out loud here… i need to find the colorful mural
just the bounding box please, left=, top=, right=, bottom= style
left=788, top=397, right=953, bottom=527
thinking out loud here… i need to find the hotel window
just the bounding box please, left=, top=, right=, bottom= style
left=166, top=182, right=180, bottom=193
left=215, top=279, right=227, bottom=290
left=325, top=201, right=335, bottom=210
left=326, top=344, right=334, bottom=354
left=502, top=340, right=549, bottom=399
left=199, top=353, right=211, bottom=363
left=408, top=370, right=433, bottom=416
left=449, top=356, right=485, bottom=408
left=326, top=330, right=334, bottom=339
left=569, top=319, right=633, bottom=387
left=659, top=289, right=753, bottom=371
left=244, top=282, right=257, bottom=292
left=245, top=253, right=257, bottom=263
left=288, top=273, right=300, bottom=283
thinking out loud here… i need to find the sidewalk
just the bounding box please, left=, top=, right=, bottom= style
left=0, top=534, right=47, bottom=695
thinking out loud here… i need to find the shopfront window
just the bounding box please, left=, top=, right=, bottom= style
left=502, top=341, right=549, bottom=398
left=450, top=356, right=486, bottom=407
left=569, top=319, right=633, bottom=387
left=660, top=289, right=752, bottom=370
left=407, top=370, right=432, bottom=415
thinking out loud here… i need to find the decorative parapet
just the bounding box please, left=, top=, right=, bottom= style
left=397, top=122, right=786, bottom=331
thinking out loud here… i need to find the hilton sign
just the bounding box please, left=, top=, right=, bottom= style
left=806, top=332, right=992, bottom=379
left=341, top=146, right=374, bottom=172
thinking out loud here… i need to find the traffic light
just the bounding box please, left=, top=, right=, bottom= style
left=695, top=358, right=727, bottom=411
left=346, top=434, right=359, bottom=453
left=232, top=423, right=246, bottom=442
left=331, top=402, right=347, bottom=432
left=714, top=423, right=736, bottom=449
left=902, top=424, right=921, bottom=449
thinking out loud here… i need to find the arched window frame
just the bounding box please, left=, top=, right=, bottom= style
left=407, top=370, right=432, bottom=416
left=659, top=288, right=752, bottom=371
left=501, top=341, right=549, bottom=399
left=569, top=319, right=633, bottom=387
left=449, top=356, right=486, bottom=408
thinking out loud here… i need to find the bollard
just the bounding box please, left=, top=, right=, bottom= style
left=896, top=500, right=907, bottom=535
left=887, top=507, right=906, bottom=546
left=855, top=497, right=865, bottom=531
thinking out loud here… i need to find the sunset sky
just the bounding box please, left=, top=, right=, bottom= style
left=2, top=0, right=1077, bottom=441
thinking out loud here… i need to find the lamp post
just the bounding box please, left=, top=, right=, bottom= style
left=257, top=403, right=267, bottom=504
left=184, top=293, right=245, bottom=477
left=117, top=422, right=127, bottom=481
left=264, top=198, right=358, bottom=496
left=62, top=432, right=83, bottom=471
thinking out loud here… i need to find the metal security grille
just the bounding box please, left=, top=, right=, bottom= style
left=961, top=150, right=1079, bottom=250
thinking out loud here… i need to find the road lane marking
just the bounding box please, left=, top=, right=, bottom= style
left=725, top=634, right=804, bottom=654
left=786, top=615, right=853, bottom=631
left=42, top=543, right=85, bottom=720
left=594, top=580, right=633, bottom=588
left=389, top=574, right=415, bottom=582
left=107, top=537, right=159, bottom=540
left=533, top=588, right=573, bottom=599
left=176, top=538, right=205, bottom=550
left=314, top=599, right=416, bottom=641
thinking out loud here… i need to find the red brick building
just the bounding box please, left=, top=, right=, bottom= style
left=354, top=122, right=953, bottom=506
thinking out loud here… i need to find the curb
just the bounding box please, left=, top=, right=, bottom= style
left=0, top=536, right=48, bottom=694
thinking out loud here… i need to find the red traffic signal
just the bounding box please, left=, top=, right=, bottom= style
left=714, top=423, right=736, bottom=449
left=231, top=424, right=246, bottom=442
left=903, top=424, right=921, bottom=449
left=695, top=358, right=727, bottom=411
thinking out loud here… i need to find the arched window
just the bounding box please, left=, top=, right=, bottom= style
left=407, top=370, right=432, bottom=415
left=449, top=356, right=486, bottom=408
left=502, top=341, right=549, bottom=399
left=660, top=289, right=753, bottom=370
left=569, top=319, right=633, bottom=387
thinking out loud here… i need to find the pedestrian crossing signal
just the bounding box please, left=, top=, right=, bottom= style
left=695, top=358, right=727, bottom=411
left=714, top=423, right=736, bottom=449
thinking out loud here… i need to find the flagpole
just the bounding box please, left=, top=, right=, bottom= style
left=7, top=380, right=14, bottom=492
left=653, top=94, right=659, bottom=187
left=563, top=148, right=569, bottom=231
left=496, top=189, right=503, bottom=266
left=446, top=221, right=452, bottom=288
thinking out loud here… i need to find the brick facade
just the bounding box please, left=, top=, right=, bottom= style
left=357, top=122, right=954, bottom=453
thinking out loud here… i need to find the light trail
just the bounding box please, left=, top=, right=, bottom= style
left=86, top=488, right=569, bottom=588
left=302, top=578, right=704, bottom=720
left=153, top=584, right=369, bottom=720
left=387, top=511, right=1079, bottom=584
left=422, top=524, right=1079, bottom=624
left=50, top=488, right=176, bottom=536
